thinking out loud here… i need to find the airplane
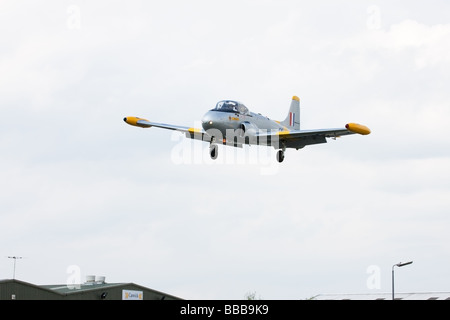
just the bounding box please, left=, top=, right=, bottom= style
left=123, top=96, right=370, bottom=163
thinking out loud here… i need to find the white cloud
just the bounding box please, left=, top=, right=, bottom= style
left=339, top=19, right=450, bottom=70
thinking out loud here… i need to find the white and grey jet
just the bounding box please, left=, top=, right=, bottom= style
left=124, top=96, right=371, bottom=162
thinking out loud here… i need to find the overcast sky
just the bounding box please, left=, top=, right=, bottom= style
left=1, top=0, right=450, bottom=299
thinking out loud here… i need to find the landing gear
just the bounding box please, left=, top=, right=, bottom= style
left=210, top=144, right=218, bottom=160
left=276, top=149, right=285, bottom=163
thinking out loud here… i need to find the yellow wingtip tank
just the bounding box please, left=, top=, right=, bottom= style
left=188, top=127, right=202, bottom=134
left=345, top=123, right=371, bottom=135
left=123, top=117, right=151, bottom=128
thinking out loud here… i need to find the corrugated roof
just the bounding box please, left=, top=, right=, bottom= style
left=41, top=282, right=132, bottom=295
left=41, top=282, right=182, bottom=299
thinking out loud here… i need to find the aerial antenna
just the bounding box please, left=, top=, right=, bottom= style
left=7, top=256, right=23, bottom=279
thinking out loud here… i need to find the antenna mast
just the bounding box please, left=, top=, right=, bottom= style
left=7, top=256, right=23, bottom=279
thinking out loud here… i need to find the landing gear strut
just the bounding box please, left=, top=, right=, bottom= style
left=276, top=149, right=285, bottom=163
left=210, top=144, right=218, bottom=160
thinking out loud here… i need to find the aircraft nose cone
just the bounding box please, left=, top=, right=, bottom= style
left=123, top=117, right=127, bottom=122
left=201, top=112, right=214, bottom=131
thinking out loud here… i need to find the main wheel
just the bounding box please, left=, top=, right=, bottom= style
left=210, top=144, right=218, bottom=160
left=276, top=150, right=284, bottom=163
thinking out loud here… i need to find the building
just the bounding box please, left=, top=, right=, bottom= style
left=313, top=292, right=450, bottom=300
left=0, top=276, right=182, bottom=300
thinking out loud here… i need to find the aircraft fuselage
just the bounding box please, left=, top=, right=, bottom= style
left=201, top=109, right=286, bottom=137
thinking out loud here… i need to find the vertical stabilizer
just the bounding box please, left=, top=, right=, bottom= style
left=281, top=96, right=300, bottom=130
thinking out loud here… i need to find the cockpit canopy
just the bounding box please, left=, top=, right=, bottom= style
left=213, top=100, right=249, bottom=115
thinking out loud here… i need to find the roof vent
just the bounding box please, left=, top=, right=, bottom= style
left=85, top=275, right=95, bottom=284
left=96, top=276, right=106, bottom=284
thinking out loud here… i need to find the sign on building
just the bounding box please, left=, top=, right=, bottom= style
left=122, top=290, right=143, bottom=300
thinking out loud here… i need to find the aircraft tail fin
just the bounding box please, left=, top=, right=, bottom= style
left=281, top=96, right=300, bottom=130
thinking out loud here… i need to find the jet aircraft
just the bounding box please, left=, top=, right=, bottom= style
left=123, top=96, right=370, bottom=162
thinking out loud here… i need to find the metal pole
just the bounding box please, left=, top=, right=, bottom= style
left=7, top=256, right=23, bottom=279
left=392, top=261, right=413, bottom=300
left=392, top=265, right=395, bottom=300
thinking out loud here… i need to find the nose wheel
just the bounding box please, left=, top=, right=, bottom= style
left=276, top=149, right=285, bottom=163
left=210, top=144, right=218, bottom=160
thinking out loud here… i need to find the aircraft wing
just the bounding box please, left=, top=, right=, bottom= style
left=123, top=116, right=210, bottom=141
left=255, top=123, right=371, bottom=149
